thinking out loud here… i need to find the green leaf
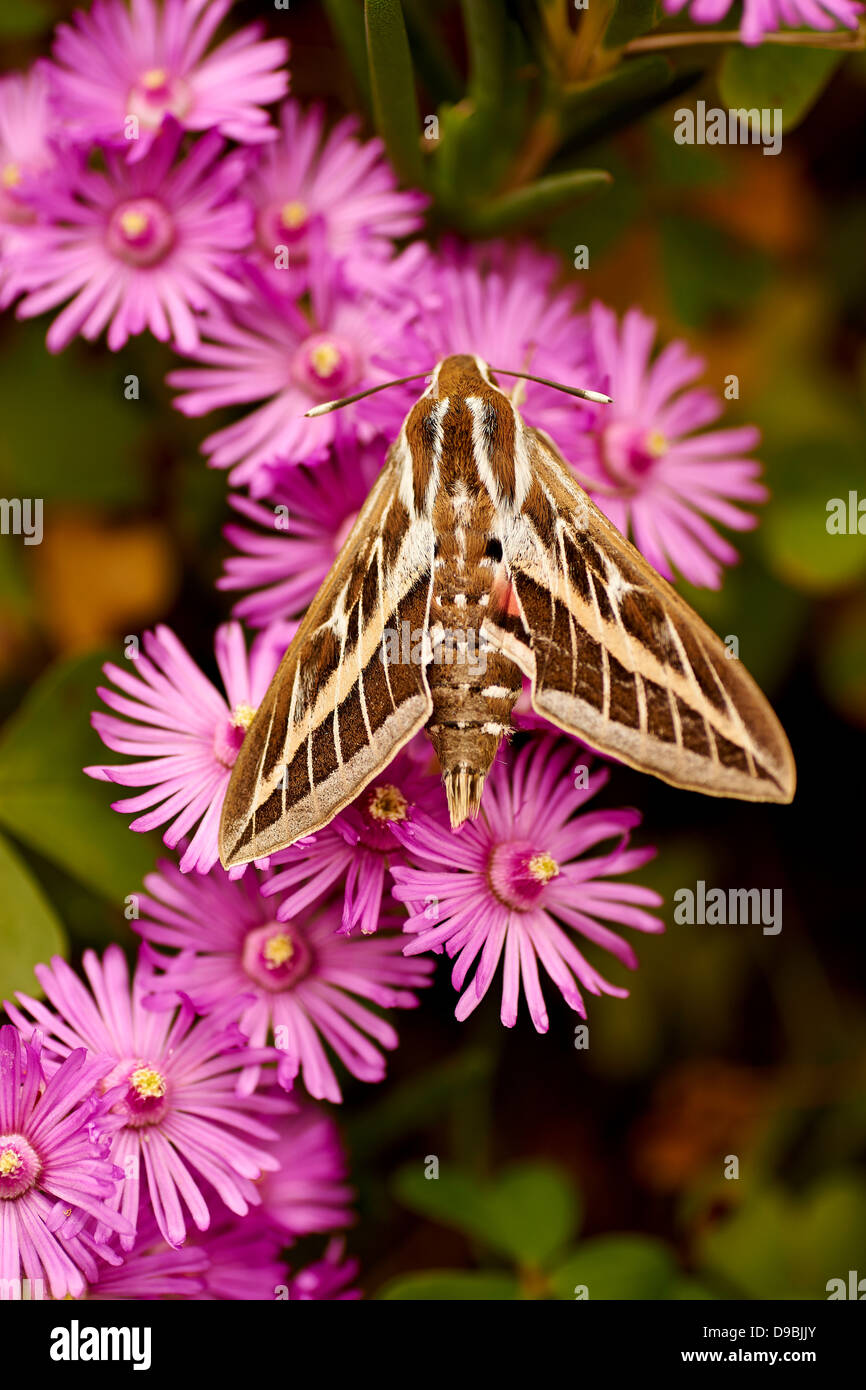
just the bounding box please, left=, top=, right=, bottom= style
left=719, top=46, right=841, bottom=134
left=698, top=1175, right=866, bottom=1300
left=393, top=1165, right=496, bottom=1245
left=323, top=0, right=373, bottom=109
left=393, top=1161, right=579, bottom=1264
left=462, top=168, right=612, bottom=234
left=378, top=1270, right=521, bottom=1300
left=481, top=1164, right=579, bottom=1265
left=560, top=56, right=691, bottom=149
left=0, top=651, right=162, bottom=902
left=461, top=0, right=506, bottom=108
left=603, top=0, right=660, bottom=49
left=0, top=829, right=67, bottom=1000
left=551, top=1235, right=681, bottom=1300
left=365, top=0, right=425, bottom=186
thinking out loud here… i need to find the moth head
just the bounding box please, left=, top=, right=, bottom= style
left=303, top=362, right=611, bottom=418
left=428, top=354, right=499, bottom=399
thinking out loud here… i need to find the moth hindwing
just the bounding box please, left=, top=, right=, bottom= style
left=219, top=354, right=795, bottom=869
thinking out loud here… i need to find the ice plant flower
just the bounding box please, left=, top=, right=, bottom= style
left=0, top=66, right=58, bottom=308
left=257, top=1101, right=354, bottom=1238
left=83, top=1211, right=209, bottom=1299
left=287, top=1238, right=361, bottom=1300
left=571, top=302, right=766, bottom=588
left=6, top=948, right=287, bottom=1251
left=48, top=0, right=288, bottom=159
left=193, top=1210, right=286, bottom=1299
left=168, top=252, right=428, bottom=492
left=386, top=239, right=595, bottom=447
left=132, top=857, right=433, bottom=1101
left=85, top=621, right=285, bottom=875
left=264, top=744, right=444, bottom=937
left=663, top=0, right=862, bottom=45
left=0, top=1024, right=133, bottom=1300
left=244, top=99, right=426, bottom=293
left=391, top=738, right=664, bottom=1031
left=10, top=123, right=252, bottom=353
left=219, top=441, right=383, bottom=627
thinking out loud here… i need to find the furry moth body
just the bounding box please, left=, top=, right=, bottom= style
left=219, top=354, right=795, bottom=869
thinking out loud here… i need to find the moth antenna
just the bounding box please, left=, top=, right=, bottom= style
left=303, top=372, right=433, bottom=417
left=490, top=368, right=612, bottom=405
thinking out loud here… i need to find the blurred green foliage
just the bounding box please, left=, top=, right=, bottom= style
left=0, top=653, right=162, bottom=988
left=378, top=1158, right=712, bottom=1298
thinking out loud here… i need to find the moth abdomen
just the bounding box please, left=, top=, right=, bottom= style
left=425, top=595, right=522, bottom=825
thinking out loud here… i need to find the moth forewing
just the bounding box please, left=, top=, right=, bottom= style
left=496, top=428, right=796, bottom=804
left=219, top=445, right=435, bottom=869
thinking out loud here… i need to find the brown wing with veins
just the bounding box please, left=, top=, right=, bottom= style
left=219, top=449, right=435, bottom=868
left=493, top=428, right=796, bottom=804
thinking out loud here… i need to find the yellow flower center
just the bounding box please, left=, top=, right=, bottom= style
left=367, top=783, right=408, bottom=822
left=141, top=67, right=169, bottom=91
left=647, top=429, right=667, bottom=457
left=230, top=703, right=257, bottom=730
left=263, top=932, right=295, bottom=969
left=2, top=162, right=21, bottom=189
left=528, top=852, right=560, bottom=884
left=119, top=209, right=149, bottom=238
left=129, top=1066, right=167, bottom=1100
left=280, top=200, right=308, bottom=229
left=0, top=1147, right=22, bottom=1177
left=309, top=341, right=341, bottom=378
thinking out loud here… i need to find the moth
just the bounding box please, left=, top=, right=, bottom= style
left=219, top=353, right=795, bottom=869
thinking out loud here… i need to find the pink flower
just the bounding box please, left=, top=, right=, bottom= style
left=391, top=738, right=664, bottom=1031
left=10, top=123, right=252, bottom=353
left=0, top=1024, right=132, bottom=1300
left=168, top=251, right=430, bottom=493
left=85, top=621, right=285, bottom=875
left=132, top=858, right=433, bottom=1102
left=48, top=0, right=288, bottom=159
left=192, top=1210, right=286, bottom=1299
left=258, top=1101, right=355, bottom=1239
left=6, top=947, right=287, bottom=1250
left=84, top=1210, right=209, bottom=1299
left=219, top=441, right=382, bottom=627
left=264, top=743, right=444, bottom=937
left=0, top=65, right=58, bottom=308
left=287, top=1237, right=361, bottom=1300
left=243, top=99, right=426, bottom=294
left=663, top=0, right=862, bottom=44
left=570, top=303, right=766, bottom=588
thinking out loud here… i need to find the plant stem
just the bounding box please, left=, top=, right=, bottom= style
left=624, top=26, right=865, bottom=54
left=501, top=106, right=561, bottom=191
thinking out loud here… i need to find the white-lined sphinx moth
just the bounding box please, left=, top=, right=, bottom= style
left=219, top=354, right=795, bottom=870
